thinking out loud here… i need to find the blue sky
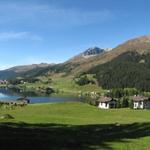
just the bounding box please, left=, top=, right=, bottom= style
left=0, top=0, right=150, bottom=69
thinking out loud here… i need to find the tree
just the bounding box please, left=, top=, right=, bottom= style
left=110, top=88, right=124, bottom=98
left=129, top=99, right=134, bottom=109
left=74, top=75, right=96, bottom=86
left=116, top=99, right=121, bottom=108
left=121, top=97, right=129, bottom=108
left=45, top=87, right=55, bottom=95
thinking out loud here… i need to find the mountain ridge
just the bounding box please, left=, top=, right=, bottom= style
left=0, top=35, right=150, bottom=80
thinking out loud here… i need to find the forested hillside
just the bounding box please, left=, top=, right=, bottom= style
left=88, top=52, right=150, bottom=91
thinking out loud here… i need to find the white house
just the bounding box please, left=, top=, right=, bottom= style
left=98, top=96, right=116, bottom=109
left=133, top=95, right=150, bottom=109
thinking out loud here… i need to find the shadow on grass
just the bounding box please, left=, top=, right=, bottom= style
left=0, top=122, right=150, bottom=150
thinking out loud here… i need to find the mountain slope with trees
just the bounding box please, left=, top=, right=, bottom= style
left=0, top=36, right=150, bottom=92
left=88, top=47, right=150, bottom=91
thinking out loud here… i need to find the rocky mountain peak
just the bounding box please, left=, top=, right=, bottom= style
left=82, top=47, right=105, bottom=57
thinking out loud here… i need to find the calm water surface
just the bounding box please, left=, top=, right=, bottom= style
left=0, top=88, right=79, bottom=104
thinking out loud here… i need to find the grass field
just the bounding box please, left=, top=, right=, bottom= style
left=14, top=75, right=105, bottom=96
left=1, top=102, right=150, bottom=150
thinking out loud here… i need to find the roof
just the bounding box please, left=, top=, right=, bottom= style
left=17, top=97, right=30, bottom=103
left=132, top=95, right=149, bottom=102
left=98, top=96, right=113, bottom=103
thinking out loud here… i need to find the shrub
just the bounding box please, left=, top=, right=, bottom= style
left=74, top=74, right=96, bottom=86
left=121, top=97, right=129, bottom=108
left=116, top=99, right=121, bottom=108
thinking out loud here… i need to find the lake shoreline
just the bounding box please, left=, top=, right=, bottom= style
left=0, top=87, right=80, bottom=104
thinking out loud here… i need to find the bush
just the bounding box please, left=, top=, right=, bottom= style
left=75, top=75, right=96, bottom=86
left=129, top=99, right=134, bottom=109
left=45, top=87, right=55, bottom=95
left=109, top=89, right=124, bottom=98
left=116, top=99, right=121, bottom=108
left=121, top=97, right=129, bottom=108
left=80, top=93, right=97, bottom=106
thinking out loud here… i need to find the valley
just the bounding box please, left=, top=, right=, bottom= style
left=0, top=36, right=150, bottom=97
left=1, top=1, right=150, bottom=149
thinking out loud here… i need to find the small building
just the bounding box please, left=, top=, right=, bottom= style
left=17, top=96, right=30, bottom=104
left=98, top=96, right=116, bottom=109
left=133, top=95, right=150, bottom=109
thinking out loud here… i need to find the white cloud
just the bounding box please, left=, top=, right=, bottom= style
left=0, top=31, right=42, bottom=41
left=0, top=2, right=115, bottom=28
left=0, top=65, right=11, bottom=70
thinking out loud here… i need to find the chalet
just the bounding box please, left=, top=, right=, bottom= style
left=17, top=96, right=30, bottom=104
left=132, top=95, right=150, bottom=109
left=98, top=96, right=116, bottom=109
left=0, top=80, right=8, bottom=84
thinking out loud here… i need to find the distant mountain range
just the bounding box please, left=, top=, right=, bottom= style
left=7, top=63, right=51, bottom=73
left=0, top=35, right=150, bottom=91
left=0, top=46, right=108, bottom=79
left=0, top=63, right=53, bottom=79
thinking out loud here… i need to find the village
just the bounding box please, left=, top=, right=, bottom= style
left=98, top=95, right=150, bottom=109
left=0, top=96, right=30, bottom=110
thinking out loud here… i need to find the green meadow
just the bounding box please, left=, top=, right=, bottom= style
left=1, top=102, right=150, bottom=150
left=12, top=75, right=105, bottom=96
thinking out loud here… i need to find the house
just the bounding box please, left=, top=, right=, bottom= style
left=0, top=80, right=8, bottom=84
left=17, top=96, right=30, bottom=104
left=132, top=95, right=150, bottom=109
left=98, top=96, right=116, bottom=109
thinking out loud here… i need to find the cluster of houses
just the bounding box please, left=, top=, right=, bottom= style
left=0, top=97, right=30, bottom=109
left=0, top=80, right=8, bottom=84
left=98, top=95, right=150, bottom=109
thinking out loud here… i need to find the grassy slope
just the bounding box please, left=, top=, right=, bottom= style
left=17, top=75, right=104, bottom=96
left=51, top=76, right=104, bottom=95
left=1, top=102, right=150, bottom=149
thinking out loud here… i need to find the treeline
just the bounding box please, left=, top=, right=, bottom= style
left=8, top=78, right=40, bottom=85
left=106, top=88, right=139, bottom=98
left=106, top=88, right=138, bottom=108
left=88, top=52, right=150, bottom=91
left=80, top=88, right=150, bottom=108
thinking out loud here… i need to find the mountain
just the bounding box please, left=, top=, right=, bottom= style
left=51, top=47, right=108, bottom=75
left=88, top=36, right=150, bottom=91
left=7, top=63, right=51, bottom=73
left=0, top=63, right=53, bottom=79
left=32, top=47, right=108, bottom=76
left=80, top=47, right=105, bottom=58
left=1, top=35, right=150, bottom=92
left=0, top=47, right=106, bottom=79
left=60, top=36, right=150, bottom=75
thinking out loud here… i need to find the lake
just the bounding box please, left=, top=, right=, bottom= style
left=0, top=88, right=80, bottom=104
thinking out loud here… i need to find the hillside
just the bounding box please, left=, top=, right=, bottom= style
left=0, top=36, right=150, bottom=93
left=0, top=47, right=107, bottom=79
left=88, top=51, right=150, bottom=91
left=44, top=47, right=108, bottom=75
left=0, top=63, right=53, bottom=79
left=45, top=36, right=150, bottom=76
left=8, top=63, right=51, bottom=73
left=68, top=36, right=150, bottom=75
left=87, top=36, right=150, bottom=91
